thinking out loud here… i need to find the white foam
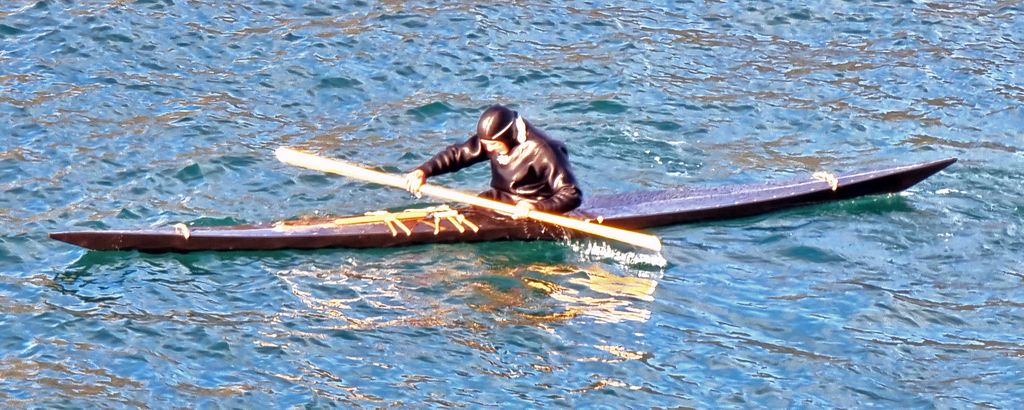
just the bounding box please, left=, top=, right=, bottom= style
left=568, top=240, right=668, bottom=274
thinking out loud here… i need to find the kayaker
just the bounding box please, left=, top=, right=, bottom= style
left=403, top=104, right=582, bottom=216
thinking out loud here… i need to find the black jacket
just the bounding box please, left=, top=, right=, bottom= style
left=415, top=123, right=582, bottom=213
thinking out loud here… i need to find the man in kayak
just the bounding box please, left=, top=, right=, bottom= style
left=403, top=104, right=582, bottom=216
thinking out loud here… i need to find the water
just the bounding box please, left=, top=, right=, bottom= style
left=2, top=0, right=1023, bottom=407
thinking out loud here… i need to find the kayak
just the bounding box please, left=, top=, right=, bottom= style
left=50, top=158, right=956, bottom=253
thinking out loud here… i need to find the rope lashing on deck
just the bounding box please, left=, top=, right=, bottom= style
left=813, top=171, right=839, bottom=191
left=363, top=210, right=413, bottom=237
left=428, top=208, right=480, bottom=234
left=272, top=205, right=478, bottom=237
left=173, top=223, right=191, bottom=239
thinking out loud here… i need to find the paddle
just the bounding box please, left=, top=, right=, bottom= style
left=275, top=147, right=663, bottom=252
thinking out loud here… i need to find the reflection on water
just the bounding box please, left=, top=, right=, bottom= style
left=266, top=256, right=665, bottom=402
left=518, top=263, right=657, bottom=324
left=277, top=257, right=660, bottom=331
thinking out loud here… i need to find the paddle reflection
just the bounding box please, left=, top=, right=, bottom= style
left=469, top=262, right=659, bottom=325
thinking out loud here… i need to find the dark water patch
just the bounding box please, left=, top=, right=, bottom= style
left=71, top=220, right=109, bottom=230
left=0, top=239, right=21, bottom=265
left=302, top=4, right=336, bottom=17
left=589, top=100, right=629, bottom=115
left=0, top=24, right=25, bottom=37
left=787, top=8, right=813, bottom=21
left=115, top=207, right=142, bottom=220
left=140, top=61, right=167, bottom=71
left=173, top=163, right=204, bottom=182
left=548, top=100, right=628, bottom=115
left=780, top=245, right=846, bottom=264
left=183, top=216, right=246, bottom=227
left=805, top=195, right=917, bottom=217
left=635, top=119, right=683, bottom=132
left=317, top=76, right=362, bottom=89
left=295, top=173, right=334, bottom=187
left=406, top=101, right=456, bottom=120
left=105, top=33, right=134, bottom=44
left=394, top=64, right=423, bottom=79
left=210, top=155, right=260, bottom=171
left=512, top=70, right=558, bottom=85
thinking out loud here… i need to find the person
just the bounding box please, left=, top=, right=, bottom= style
left=403, top=105, right=582, bottom=217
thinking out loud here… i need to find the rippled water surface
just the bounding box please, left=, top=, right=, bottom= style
left=2, top=0, right=1023, bottom=407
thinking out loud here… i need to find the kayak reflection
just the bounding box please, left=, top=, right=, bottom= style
left=461, top=263, right=659, bottom=325
left=275, top=257, right=659, bottom=333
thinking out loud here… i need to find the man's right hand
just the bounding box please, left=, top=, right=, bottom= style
left=404, top=169, right=426, bottom=197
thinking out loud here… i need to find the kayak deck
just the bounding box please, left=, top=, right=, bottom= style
left=577, top=157, right=957, bottom=228
left=50, top=158, right=956, bottom=252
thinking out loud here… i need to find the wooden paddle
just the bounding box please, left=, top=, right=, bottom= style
left=275, top=147, right=663, bottom=252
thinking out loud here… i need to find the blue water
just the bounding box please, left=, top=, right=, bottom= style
left=2, top=1, right=1023, bottom=407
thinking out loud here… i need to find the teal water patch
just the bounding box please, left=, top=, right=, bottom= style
left=210, top=155, right=261, bottom=171
left=772, top=194, right=917, bottom=220
left=780, top=245, right=846, bottom=263
left=173, top=163, right=204, bottom=182
left=0, top=24, right=25, bottom=37
left=116, top=207, right=143, bottom=220
left=549, top=100, right=628, bottom=115
left=0, top=238, right=21, bottom=266
left=72, top=220, right=110, bottom=230
left=183, top=216, right=246, bottom=227
left=317, top=76, right=362, bottom=89
left=406, top=101, right=457, bottom=120
left=296, top=173, right=333, bottom=186
left=637, top=119, right=684, bottom=132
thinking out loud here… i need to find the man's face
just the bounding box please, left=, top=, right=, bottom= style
left=481, top=138, right=509, bottom=155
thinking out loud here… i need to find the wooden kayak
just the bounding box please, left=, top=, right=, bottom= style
left=49, top=158, right=956, bottom=252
